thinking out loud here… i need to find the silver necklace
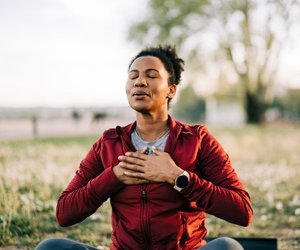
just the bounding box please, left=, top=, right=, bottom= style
left=132, top=127, right=170, bottom=154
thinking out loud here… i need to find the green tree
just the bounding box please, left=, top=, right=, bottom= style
left=272, top=89, right=300, bottom=121
left=172, top=85, right=206, bottom=123
left=128, top=0, right=299, bottom=123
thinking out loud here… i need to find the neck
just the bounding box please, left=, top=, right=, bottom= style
left=135, top=112, right=169, bottom=141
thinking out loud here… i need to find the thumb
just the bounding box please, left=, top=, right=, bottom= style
left=152, top=147, right=164, bottom=155
left=140, top=147, right=148, bottom=154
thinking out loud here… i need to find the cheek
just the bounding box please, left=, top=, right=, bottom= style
left=154, top=84, right=169, bottom=96
left=125, top=81, right=131, bottom=94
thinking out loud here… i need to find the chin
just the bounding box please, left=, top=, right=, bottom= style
left=129, top=103, right=150, bottom=114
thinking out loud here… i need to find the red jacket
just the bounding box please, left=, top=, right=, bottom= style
left=56, top=116, right=252, bottom=249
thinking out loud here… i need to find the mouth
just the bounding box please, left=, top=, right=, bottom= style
left=132, top=91, right=149, bottom=97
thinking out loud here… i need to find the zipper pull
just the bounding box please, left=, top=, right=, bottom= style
left=142, top=190, right=147, bottom=203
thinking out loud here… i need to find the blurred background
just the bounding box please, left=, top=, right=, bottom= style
left=0, top=0, right=300, bottom=249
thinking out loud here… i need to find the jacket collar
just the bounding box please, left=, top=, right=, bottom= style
left=165, top=115, right=182, bottom=154
left=116, top=115, right=182, bottom=155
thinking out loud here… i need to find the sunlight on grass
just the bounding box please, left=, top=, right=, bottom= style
left=0, top=126, right=299, bottom=249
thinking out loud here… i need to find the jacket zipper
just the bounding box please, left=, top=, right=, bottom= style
left=141, top=184, right=151, bottom=248
left=180, top=216, right=187, bottom=247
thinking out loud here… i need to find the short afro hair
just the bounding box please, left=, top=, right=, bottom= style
left=128, top=45, right=185, bottom=86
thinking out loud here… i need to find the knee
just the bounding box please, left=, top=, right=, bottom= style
left=35, top=238, right=66, bottom=250
left=217, top=237, right=244, bottom=250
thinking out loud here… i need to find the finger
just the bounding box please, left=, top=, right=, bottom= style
left=119, top=171, right=145, bottom=183
left=151, top=147, right=164, bottom=155
left=120, top=162, right=145, bottom=173
left=118, top=155, right=145, bottom=166
left=140, top=147, right=148, bottom=154
left=125, top=150, right=147, bottom=160
left=124, top=171, right=145, bottom=179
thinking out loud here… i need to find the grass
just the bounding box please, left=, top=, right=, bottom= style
left=0, top=124, right=300, bottom=249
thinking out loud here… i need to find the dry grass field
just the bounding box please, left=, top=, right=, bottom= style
left=0, top=124, right=299, bottom=249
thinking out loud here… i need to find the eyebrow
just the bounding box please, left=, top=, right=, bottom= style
left=129, top=68, right=160, bottom=73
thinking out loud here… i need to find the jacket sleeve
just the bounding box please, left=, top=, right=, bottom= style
left=56, top=136, right=124, bottom=227
left=181, top=127, right=253, bottom=226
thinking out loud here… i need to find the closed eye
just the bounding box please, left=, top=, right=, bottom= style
left=128, top=72, right=138, bottom=80
left=146, top=69, right=160, bottom=79
left=147, top=75, right=157, bottom=79
left=147, top=72, right=159, bottom=79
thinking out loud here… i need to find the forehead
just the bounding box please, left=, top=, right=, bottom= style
left=129, top=56, right=166, bottom=72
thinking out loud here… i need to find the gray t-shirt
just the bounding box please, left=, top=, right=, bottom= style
left=131, top=128, right=170, bottom=155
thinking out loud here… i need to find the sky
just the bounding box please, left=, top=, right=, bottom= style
left=0, top=0, right=299, bottom=108
left=0, top=0, right=146, bottom=107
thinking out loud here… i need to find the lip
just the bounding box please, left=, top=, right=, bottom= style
left=132, top=91, right=150, bottom=97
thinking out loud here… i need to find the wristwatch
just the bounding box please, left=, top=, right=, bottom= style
left=174, top=171, right=190, bottom=192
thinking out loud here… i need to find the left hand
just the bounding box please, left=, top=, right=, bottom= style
left=117, top=147, right=183, bottom=185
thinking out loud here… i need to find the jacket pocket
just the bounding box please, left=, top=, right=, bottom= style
left=179, top=211, right=206, bottom=249
left=111, top=212, right=122, bottom=247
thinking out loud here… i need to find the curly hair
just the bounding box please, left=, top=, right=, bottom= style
left=128, top=45, right=185, bottom=86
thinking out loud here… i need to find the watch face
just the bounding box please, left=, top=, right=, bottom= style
left=176, top=175, right=189, bottom=188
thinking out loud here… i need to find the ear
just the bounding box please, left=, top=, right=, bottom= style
left=167, top=84, right=177, bottom=98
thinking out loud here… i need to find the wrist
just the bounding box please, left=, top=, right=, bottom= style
left=168, top=168, right=184, bottom=185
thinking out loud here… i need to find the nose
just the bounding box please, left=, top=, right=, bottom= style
left=134, top=75, right=148, bottom=87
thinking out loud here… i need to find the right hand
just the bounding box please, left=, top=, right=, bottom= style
left=113, top=148, right=150, bottom=185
